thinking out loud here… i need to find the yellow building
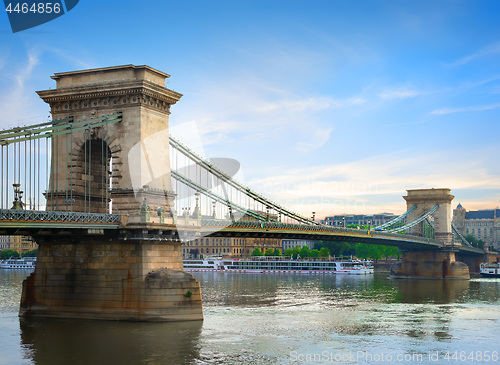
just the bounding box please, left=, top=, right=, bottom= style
left=0, top=235, right=38, bottom=254
left=182, top=236, right=281, bottom=259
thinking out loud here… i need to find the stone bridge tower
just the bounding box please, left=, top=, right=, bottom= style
left=404, top=188, right=454, bottom=245
left=20, top=66, right=204, bottom=322
left=37, top=65, right=181, bottom=217
left=391, top=188, right=469, bottom=280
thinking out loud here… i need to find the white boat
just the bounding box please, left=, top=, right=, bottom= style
left=183, top=256, right=374, bottom=275
left=480, top=262, right=500, bottom=278
left=0, top=258, right=36, bottom=269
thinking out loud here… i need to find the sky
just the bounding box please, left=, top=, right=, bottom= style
left=0, top=0, right=499, bottom=218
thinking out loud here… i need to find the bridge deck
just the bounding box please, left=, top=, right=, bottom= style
left=0, top=210, right=485, bottom=255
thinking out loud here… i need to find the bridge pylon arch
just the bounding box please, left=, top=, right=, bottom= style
left=403, top=188, right=454, bottom=245
left=37, top=64, right=181, bottom=218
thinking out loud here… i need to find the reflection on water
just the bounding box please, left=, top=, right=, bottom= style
left=19, top=318, right=203, bottom=365
left=2, top=271, right=500, bottom=364
left=392, top=278, right=471, bottom=304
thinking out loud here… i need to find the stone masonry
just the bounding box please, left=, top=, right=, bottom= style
left=37, top=64, right=180, bottom=217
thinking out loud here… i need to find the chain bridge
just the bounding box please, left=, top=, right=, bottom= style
left=0, top=65, right=492, bottom=322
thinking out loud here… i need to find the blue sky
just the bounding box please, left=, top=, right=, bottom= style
left=1, top=0, right=499, bottom=218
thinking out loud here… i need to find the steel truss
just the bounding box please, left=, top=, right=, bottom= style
left=169, top=136, right=319, bottom=226
left=171, top=170, right=273, bottom=222
left=451, top=222, right=473, bottom=248
left=388, top=204, right=439, bottom=233
left=376, top=205, right=416, bottom=229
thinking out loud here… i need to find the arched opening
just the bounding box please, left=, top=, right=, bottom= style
left=75, top=136, right=112, bottom=213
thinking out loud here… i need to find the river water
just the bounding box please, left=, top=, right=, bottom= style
left=0, top=269, right=499, bottom=365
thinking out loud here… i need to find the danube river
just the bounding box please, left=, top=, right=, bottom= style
left=1, top=269, right=499, bottom=364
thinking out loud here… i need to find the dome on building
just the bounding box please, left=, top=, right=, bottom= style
left=457, top=203, right=463, bottom=209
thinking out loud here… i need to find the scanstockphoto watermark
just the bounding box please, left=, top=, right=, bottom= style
left=3, top=0, right=79, bottom=33
left=290, top=350, right=499, bottom=363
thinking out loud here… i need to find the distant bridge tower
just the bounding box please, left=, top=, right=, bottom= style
left=404, top=188, right=454, bottom=245
left=37, top=65, right=181, bottom=216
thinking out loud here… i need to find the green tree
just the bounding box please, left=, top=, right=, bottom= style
left=300, top=245, right=311, bottom=258
left=0, top=249, right=20, bottom=260
left=264, top=248, right=275, bottom=256
left=313, top=241, right=354, bottom=257
left=310, top=249, right=320, bottom=258
left=355, top=243, right=372, bottom=260
left=21, top=249, right=38, bottom=258
left=273, top=248, right=282, bottom=256
left=284, top=248, right=294, bottom=257
left=292, top=245, right=302, bottom=258
left=381, top=246, right=399, bottom=261
left=464, top=234, right=485, bottom=249
left=251, top=248, right=263, bottom=256
left=319, top=247, right=330, bottom=257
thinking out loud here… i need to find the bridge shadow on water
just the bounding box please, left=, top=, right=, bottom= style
left=19, top=317, right=203, bottom=365
left=391, top=279, right=471, bottom=304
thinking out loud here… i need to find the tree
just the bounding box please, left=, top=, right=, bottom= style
left=319, top=247, right=330, bottom=257
left=310, top=249, right=320, bottom=258
left=464, top=234, right=485, bottom=249
left=300, top=245, right=311, bottom=258
left=21, top=249, right=38, bottom=258
left=313, top=241, right=354, bottom=257
left=273, top=248, right=282, bottom=256
left=284, top=248, right=294, bottom=257
left=0, top=249, right=20, bottom=260
left=252, top=248, right=263, bottom=256
left=381, top=246, right=399, bottom=261
left=355, top=243, right=372, bottom=260
left=264, top=248, right=275, bottom=256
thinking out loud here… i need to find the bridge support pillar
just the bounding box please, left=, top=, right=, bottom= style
left=19, top=230, right=203, bottom=321
left=390, top=250, right=470, bottom=279
left=457, top=251, right=498, bottom=273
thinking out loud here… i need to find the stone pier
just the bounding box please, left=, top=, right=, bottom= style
left=390, top=250, right=470, bottom=280
left=20, top=225, right=203, bottom=321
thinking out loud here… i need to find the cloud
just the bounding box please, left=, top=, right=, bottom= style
left=378, top=89, right=421, bottom=100
left=0, top=49, right=45, bottom=129
left=246, top=148, right=500, bottom=218
left=172, top=74, right=365, bottom=154
left=431, top=103, right=500, bottom=115
left=296, top=127, right=333, bottom=153
left=447, top=42, right=500, bottom=67
left=255, top=97, right=365, bottom=113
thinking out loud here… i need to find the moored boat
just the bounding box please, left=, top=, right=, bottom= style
left=480, top=262, right=500, bottom=278
left=183, top=256, right=373, bottom=275
left=0, top=258, right=36, bottom=270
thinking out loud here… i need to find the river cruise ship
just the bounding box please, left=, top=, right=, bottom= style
left=480, top=262, right=500, bottom=278
left=0, top=258, right=36, bottom=270
left=183, top=256, right=374, bottom=275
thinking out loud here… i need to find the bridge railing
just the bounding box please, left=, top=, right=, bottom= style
left=0, top=209, right=120, bottom=223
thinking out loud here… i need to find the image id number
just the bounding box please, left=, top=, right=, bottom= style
left=5, top=3, right=61, bottom=14
left=444, top=351, right=499, bottom=362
